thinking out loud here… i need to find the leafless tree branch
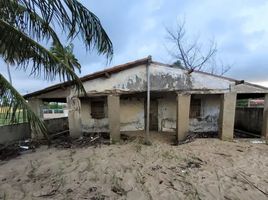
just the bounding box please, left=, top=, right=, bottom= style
left=166, top=22, right=231, bottom=76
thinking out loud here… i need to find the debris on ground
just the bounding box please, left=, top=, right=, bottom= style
left=50, top=133, right=110, bottom=149
left=0, top=139, right=267, bottom=200
left=0, top=132, right=110, bottom=161
left=0, top=139, right=38, bottom=161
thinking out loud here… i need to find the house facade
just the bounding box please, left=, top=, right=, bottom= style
left=25, top=57, right=268, bottom=142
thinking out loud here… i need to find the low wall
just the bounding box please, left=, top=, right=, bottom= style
left=0, top=123, right=31, bottom=144
left=235, top=107, right=263, bottom=134
left=44, top=117, right=69, bottom=134
left=0, top=117, right=69, bottom=144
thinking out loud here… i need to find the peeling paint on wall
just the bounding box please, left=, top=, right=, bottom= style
left=120, top=97, right=145, bottom=131
left=158, top=96, right=177, bottom=132
left=150, top=73, right=192, bottom=91
left=59, top=61, right=268, bottom=138
left=80, top=97, right=145, bottom=133
left=158, top=94, right=220, bottom=133
left=74, top=63, right=233, bottom=96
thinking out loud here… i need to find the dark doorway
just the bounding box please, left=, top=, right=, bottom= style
left=149, top=99, right=158, bottom=131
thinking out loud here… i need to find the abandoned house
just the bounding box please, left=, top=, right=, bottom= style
left=24, top=56, right=268, bottom=143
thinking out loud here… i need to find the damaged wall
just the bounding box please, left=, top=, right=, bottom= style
left=80, top=97, right=144, bottom=133
left=72, top=63, right=233, bottom=97
left=80, top=94, right=220, bottom=134
left=80, top=98, right=109, bottom=133
left=82, top=65, right=147, bottom=93
left=190, top=94, right=220, bottom=132
left=120, top=97, right=144, bottom=131
left=150, top=64, right=231, bottom=91
left=158, top=94, right=220, bottom=133
left=158, top=96, right=177, bottom=132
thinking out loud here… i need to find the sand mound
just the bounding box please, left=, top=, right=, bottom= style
left=0, top=138, right=267, bottom=200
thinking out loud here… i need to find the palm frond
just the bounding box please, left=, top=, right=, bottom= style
left=0, top=73, right=48, bottom=139
left=0, top=0, right=113, bottom=58
left=50, top=42, right=81, bottom=73
left=0, top=0, right=62, bottom=46
left=0, top=19, right=85, bottom=93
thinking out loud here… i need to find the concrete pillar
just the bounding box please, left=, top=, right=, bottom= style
left=28, top=98, right=44, bottom=139
left=67, top=97, right=82, bottom=138
left=176, top=93, right=191, bottom=142
left=261, top=94, right=268, bottom=140
left=107, top=95, right=120, bottom=143
left=218, top=92, right=237, bottom=141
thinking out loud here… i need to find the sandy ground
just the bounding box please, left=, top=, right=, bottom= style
left=0, top=136, right=267, bottom=200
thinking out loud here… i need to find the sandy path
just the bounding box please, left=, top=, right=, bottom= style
left=0, top=138, right=267, bottom=200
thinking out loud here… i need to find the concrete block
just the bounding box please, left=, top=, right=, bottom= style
left=28, top=98, right=44, bottom=139
left=67, top=97, right=82, bottom=138
left=108, top=95, right=120, bottom=143
left=218, top=92, right=237, bottom=141
left=176, top=93, right=191, bottom=142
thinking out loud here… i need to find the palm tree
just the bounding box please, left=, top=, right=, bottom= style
left=0, top=0, right=113, bottom=138
left=50, top=42, right=81, bottom=73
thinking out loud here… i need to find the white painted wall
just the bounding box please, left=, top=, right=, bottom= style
left=71, top=64, right=234, bottom=97
left=80, top=97, right=145, bottom=133
left=43, top=109, right=68, bottom=119
left=120, top=97, right=145, bottom=131
left=158, top=96, right=177, bottom=132
left=158, top=94, right=221, bottom=133
left=150, top=64, right=231, bottom=91
left=190, top=95, right=220, bottom=132
left=80, top=99, right=109, bottom=133
left=82, top=65, right=147, bottom=93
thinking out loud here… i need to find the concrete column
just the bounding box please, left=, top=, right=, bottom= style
left=261, top=94, right=268, bottom=140
left=218, top=92, right=237, bottom=141
left=28, top=98, right=44, bottom=139
left=176, top=93, right=191, bottom=142
left=108, top=95, right=120, bottom=143
left=67, top=97, right=82, bottom=138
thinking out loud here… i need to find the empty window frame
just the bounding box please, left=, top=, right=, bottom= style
left=91, top=101, right=105, bottom=119
left=190, top=98, right=201, bottom=118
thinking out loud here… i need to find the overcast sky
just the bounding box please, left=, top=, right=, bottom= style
left=1, top=0, right=268, bottom=94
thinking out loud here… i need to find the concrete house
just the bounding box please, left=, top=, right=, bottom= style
left=25, top=57, right=268, bottom=143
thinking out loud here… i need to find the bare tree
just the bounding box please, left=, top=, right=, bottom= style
left=166, top=22, right=231, bottom=75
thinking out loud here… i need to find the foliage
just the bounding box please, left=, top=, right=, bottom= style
left=47, top=102, right=64, bottom=110
left=50, top=42, right=81, bottom=73
left=0, top=0, right=113, bottom=138
left=236, top=99, right=249, bottom=108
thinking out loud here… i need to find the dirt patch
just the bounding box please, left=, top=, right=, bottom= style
left=0, top=139, right=267, bottom=200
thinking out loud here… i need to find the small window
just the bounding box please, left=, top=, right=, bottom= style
left=91, top=101, right=105, bottom=119
left=190, top=98, right=201, bottom=118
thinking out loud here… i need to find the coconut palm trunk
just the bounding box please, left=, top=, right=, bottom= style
left=6, top=63, right=12, bottom=85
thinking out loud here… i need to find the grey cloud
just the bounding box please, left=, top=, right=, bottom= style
left=2, top=0, right=268, bottom=93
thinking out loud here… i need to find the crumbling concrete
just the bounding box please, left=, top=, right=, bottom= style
left=120, top=97, right=144, bottom=131
left=28, top=98, right=44, bottom=139
left=218, top=92, right=237, bottom=141
left=67, top=97, right=82, bottom=138
left=158, top=94, right=220, bottom=133
left=24, top=59, right=268, bottom=142
left=176, top=93, right=191, bottom=142
left=108, top=95, right=120, bottom=143
left=262, top=94, right=268, bottom=139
